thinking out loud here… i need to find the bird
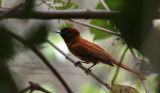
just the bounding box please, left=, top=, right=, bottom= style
left=56, top=27, right=145, bottom=80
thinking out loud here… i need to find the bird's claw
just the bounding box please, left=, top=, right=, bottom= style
left=74, top=61, right=82, bottom=67
left=85, top=69, right=91, bottom=75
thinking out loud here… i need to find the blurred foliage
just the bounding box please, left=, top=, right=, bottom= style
left=90, top=0, right=124, bottom=40
left=133, top=48, right=150, bottom=63
left=41, top=33, right=56, bottom=59
left=37, top=0, right=79, bottom=10
left=0, top=0, right=1, bottom=8
left=20, top=0, right=35, bottom=18
left=58, top=21, right=74, bottom=30
left=0, top=26, right=14, bottom=62
left=90, top=19, right=118, bottom=40
left=25, top=23, right=49, bottom=46
left=155, top=24, right=160, bottom=31
left=111, top=84, right=139, bottom=93
left=41, top=32, right=68, bottom=60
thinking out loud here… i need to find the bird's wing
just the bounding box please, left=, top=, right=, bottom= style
left=72, top=44, right=114, bottom=66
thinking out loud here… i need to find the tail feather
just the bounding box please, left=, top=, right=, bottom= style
left=110, top=57, right=145, bottom=80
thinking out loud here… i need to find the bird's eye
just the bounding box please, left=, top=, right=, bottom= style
left=64, top=30, right=68, bottom=33
left=62, top=29, right=69, bottom=34
left=60, top=28, right=70, bottom=38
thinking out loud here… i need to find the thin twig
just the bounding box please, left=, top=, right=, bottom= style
left=46, top=39, right=111, bottom=90
left=128, top=47, right=140, bottom=65
left=19, top=81, right=52, bottom=93
left=142, top=80, right=151, bottom=93
left=101, top=2, right=151, bottom=93
left=129, top=47, right=141, bottom=72
left=1, top=28, right=72, bottom=93
left=129, top=47, right=151, bottom=93
left=100, top=0, right=110, bottom=11
left=112, top=47, right=128, bottom=84
left=69, top=19, right=121, bottom=36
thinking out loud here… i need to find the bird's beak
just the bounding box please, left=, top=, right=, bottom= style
left=55, top=30, right=61, bottom=33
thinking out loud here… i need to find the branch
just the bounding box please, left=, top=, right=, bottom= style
left=0, top=9, right=119, bottom=19
left=19, top=81, right=51, bottom=93
left=1, top=28, right=72, bottom=93
left=129, top=47, right=140, bottom=66
left=69, top=19, right=121, bottom=36
left=100, top=0, right=110, bottom=11
left=112, top=47, right=128, bottom=84
left=46, top=39, right=111, bottom=90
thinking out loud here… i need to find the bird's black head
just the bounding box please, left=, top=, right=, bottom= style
left=57, top=27, right=80, bottom=39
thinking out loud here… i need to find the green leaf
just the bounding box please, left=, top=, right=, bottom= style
left=0, top=0, right=1, bottom=8
left=73, top=4, right=79, bottom=9
left=111, top=84, right=139, bottom=93
left=155, top=24, right=160, bottom=31
left=90, top=19, right=115, bottom=40
left=90, top=0, right=124, bottom=40
left=103, top=0, right=125, bottom=11
left=65, top=0, right=74, bottom=9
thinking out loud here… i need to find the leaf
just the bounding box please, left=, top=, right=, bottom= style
left=89, top=0, right=124, bottom=40
left=103, top=0, right=125, bottom=11
left=90, top=19, right=117, bottom=40
left=155, top=24, right=160, bottom=31
left=73, top=4, right=79, bottom=9
left=0, top=0, right=1, bottom=8
left=65, top=0, right=74, bottom=9
left=111, top=84, right=139, bottom=93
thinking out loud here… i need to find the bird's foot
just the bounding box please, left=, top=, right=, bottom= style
left=85, top=69, right=91, bottom=75
left=74, top=61, right=82, bottom=67
left=74, top=61, right=87, bottom=67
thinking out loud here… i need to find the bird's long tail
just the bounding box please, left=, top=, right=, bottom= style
left=110, top=57, right=145, bottom=80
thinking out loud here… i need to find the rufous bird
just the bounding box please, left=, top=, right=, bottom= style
left=56, top=27, right=145, bottom=80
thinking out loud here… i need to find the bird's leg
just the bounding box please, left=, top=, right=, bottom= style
left=74, top=61, right=87, bottom=67
left=85, top=63, right=96, bottom=74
